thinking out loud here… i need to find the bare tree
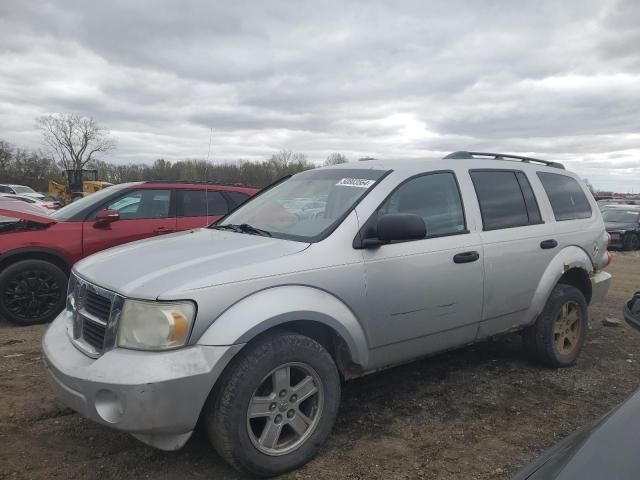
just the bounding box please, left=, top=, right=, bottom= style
left=36, top=113, right=116, bottom=171
left=324, top=152, right=349, bottom=166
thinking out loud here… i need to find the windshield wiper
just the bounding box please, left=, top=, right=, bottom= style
left=212, top=223, right=272, bottom=237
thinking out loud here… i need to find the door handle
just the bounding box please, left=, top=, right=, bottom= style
left=453, top=251, right=480, bottom=264
left=154, top=227, right=172, bottom=234
left=540, top=239, right=558, bottom=249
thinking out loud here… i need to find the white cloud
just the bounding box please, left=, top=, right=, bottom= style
left=0, top=0, right=639, bottom=191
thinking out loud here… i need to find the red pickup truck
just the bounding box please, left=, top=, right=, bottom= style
left=0, top=181, right=257, bottom=325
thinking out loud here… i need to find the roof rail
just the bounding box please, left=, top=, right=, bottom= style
left=143, top=180, right=258, bottom=188
left=443, top=151, right=565, bottom=169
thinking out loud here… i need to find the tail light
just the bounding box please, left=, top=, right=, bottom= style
left=607, top=233, right=612, bottom=247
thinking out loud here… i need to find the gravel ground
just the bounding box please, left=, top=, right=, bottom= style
left=1, top=251, right=639, bottom=480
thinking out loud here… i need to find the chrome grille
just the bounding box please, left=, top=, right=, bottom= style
left=84, top=290, right=112, bottom=322
left=68, top=273, right=122, bottom=357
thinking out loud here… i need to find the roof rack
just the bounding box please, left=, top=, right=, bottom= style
left=443, top=151, right=565, bottom=170
left=143, top=180, right=258, bottom=188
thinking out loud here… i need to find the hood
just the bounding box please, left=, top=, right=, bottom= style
left=0, top=203, right=56, bottom=229
left=512, top=387, right=640, bottom=480
left=74, top=228, right=310, bottom=299
left=605, top=221, right=637, bottom=231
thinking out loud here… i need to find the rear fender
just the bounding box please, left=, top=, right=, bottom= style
left=526, top=246, right=593, bottom=325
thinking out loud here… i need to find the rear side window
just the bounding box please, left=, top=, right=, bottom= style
left=226, top=191, right=250, bottom=208
left=537, top=172, right=592, bottom=221
left=470, top=170, right=542, bottom=230
left=181, top=190, right=228, bottom=216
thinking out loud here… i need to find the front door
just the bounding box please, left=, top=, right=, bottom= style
left=82, top=188, right=176, bottom=256
left=360, top=171, right=484, bottom=366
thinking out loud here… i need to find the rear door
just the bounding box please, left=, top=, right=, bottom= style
left=175, top=189, right=231, bottom=230
left=469, top=169, right=557, bottom=338
left=82, top=188, right=176, bottom=256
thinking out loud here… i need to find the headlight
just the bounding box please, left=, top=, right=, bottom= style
left=117, top=299, right=196, bottom=350
left=66, top=274, right=78, bottom=311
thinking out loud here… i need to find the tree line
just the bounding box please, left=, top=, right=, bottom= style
left=0, top=139, right=349, bottom=191
left=1, top=113, right=350, bottom=191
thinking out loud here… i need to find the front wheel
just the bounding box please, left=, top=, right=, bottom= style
left=205, top=332, right=341, bottom=477
left=523, top=284, right=588, bottom=368
left=0, top=259, right=67, bottom=326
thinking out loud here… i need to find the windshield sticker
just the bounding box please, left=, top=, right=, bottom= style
left=336, top=178, right=376, bottom=188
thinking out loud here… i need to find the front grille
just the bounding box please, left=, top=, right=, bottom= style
left=84, top=290, right=112, bottom=321
left=82, top=318, right=107, bottom=350
left=68, top=274, right=120, bottom=357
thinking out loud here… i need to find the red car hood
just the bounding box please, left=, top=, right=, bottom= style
left=0, top=203, right=56, bottom=225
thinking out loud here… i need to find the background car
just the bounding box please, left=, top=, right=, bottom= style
left=0, top=193, right=60, bottom=211
left=0, top=180, right=257, bottom=325
left=602, top=205, right=640, bottom=250
left=0, top=183, right=45, bottom=199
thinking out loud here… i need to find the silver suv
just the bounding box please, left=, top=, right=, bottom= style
left=43, top=152, right=611, bottom=476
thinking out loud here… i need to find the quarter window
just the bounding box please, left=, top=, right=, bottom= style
left=471, top=170, right=541, bottom=230
left=537, top=172, right=592, bottom=221
left=377, top=172, right=466, bottom=237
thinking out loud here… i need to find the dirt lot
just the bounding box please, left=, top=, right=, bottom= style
left=1, top=252, right=639, bottom=480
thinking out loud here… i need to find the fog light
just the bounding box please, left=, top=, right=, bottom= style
left=95, top=389, right=125, bottom=424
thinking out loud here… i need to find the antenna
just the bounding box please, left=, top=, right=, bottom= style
left=205, top=127, right=213, bottom=225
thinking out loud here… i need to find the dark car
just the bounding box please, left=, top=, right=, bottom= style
left=512, top=294, right=640, bottom=480
left=0, top=181, right=257, bottom=326
left=602, top=206, right=640, bottom=250
left=624, top=292, right=640, bottom=331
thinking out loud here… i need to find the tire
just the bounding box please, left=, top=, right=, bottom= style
left=623, top=233, right=640, bottom=251
left=205, top=332, right=341, bottom=477
left=523, top=284, right=588, bottom=368
left=0, top=260, right=67, bottom=326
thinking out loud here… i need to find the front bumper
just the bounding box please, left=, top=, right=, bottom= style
left=42, top=311, right=242, bottom=450
left=590, top=270, right=612, bottom=306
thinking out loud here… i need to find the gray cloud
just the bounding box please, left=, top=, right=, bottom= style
left=1, top=0, right=640, bottom=191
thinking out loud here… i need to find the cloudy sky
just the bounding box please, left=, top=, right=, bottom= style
left=1, top=1, right=639, bottom=192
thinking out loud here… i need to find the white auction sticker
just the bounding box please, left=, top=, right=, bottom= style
left=336, top=178, right=376, bottom=188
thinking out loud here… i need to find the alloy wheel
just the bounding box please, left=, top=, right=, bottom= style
left=246, top=362, right=324, bottom=456
left=553, top=301, right=583, bottom=356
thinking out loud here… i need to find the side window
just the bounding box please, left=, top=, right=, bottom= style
left=377, top=172, right=466, bottom=237
left=537, top=172, right=592, bottom=221
left=181, top=190, right=206, bottom=217
left=207, top=191, right=229, bottom=215
left=471, top=170, right=542, bottom=230
left=106, top=189, right=172, bottom=219
left=180, top=190, right=229, bottom=217
left=0, top=186, right=11, bottom=193
left=226, top=191, right=250, bottom=208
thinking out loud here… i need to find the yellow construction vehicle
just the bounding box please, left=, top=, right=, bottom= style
left=48, top=169, right=113, bottom=204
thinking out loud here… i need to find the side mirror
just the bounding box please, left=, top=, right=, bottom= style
left=362, top=213, right=426, bottom=247
left=94, top=209, right=120, bottom=228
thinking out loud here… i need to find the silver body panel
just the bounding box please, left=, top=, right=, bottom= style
left=42, top=157, right=611, bottom=450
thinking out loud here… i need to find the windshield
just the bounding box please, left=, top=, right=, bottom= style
left=603, top=209, right=640, bottom=223
left=51, top=184, right=130, bottom=221
left=12, top=185, right=36, bottom=194
left=217, top=168, right=388, bottom=242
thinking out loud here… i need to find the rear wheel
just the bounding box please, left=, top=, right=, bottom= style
left=205, top=332, right=341, bottom=477
left=523, top=284, right=588, bottom=368
left=623, top=233, right=640, bottom=251
left=0, top=260, right=67, bottom=326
